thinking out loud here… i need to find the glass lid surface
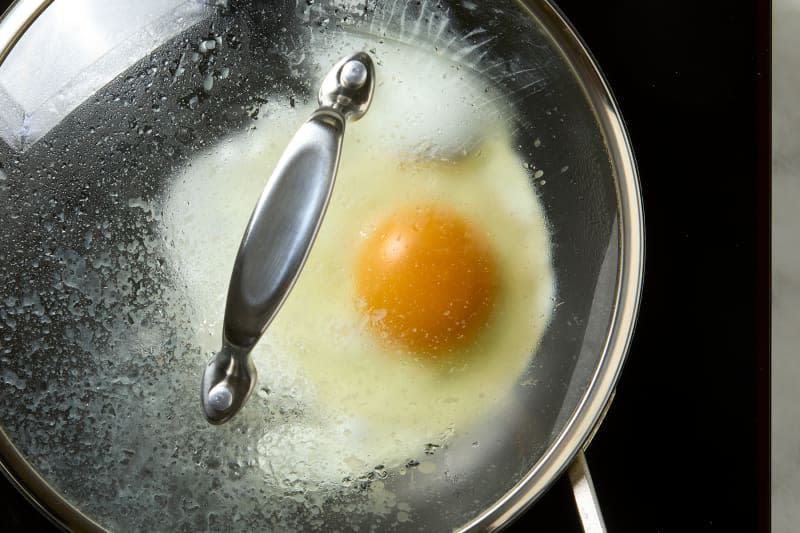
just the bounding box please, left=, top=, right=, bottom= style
left=0, top=1, right=642, bottom=531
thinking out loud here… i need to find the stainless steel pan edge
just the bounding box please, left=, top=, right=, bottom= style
left=0, top=0, right=52, bottom=65
left=0, top=425, right=104, bottom=532
left=458, top=0, right=644, bottom=530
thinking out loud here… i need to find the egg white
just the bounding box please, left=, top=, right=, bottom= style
left=160, top=39, right=554, bottom=487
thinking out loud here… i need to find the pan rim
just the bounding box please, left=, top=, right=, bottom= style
left=459, top=0, right=644, bottom=529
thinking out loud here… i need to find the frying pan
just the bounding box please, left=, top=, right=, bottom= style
left=0, top=0, right=643, bottom=530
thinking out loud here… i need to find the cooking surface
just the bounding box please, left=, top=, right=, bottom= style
left=0, top=0, right=768, bottom=531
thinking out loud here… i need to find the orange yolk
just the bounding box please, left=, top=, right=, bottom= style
left=354, top=205, right=497, bottom=354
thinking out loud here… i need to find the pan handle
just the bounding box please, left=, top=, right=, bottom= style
left=567, top=450, right=608, bottom=533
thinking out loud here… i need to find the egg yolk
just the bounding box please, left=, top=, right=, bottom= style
left=354, top=205, right=497, bottom=354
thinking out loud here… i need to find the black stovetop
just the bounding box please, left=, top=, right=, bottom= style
left=0, top=0, right=769, bottom=531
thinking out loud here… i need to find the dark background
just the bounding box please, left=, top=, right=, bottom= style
left=0, top=0, right=770, bottom=531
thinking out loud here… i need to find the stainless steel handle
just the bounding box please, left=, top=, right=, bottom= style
left=201, top=52, right=375, bottom=425
left=568, top=450, right=608, bottom=533
left=223, top=109, right=344, bottom=350
left=200, top=111, right=344, bottom=425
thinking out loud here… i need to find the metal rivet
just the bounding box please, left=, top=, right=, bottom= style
left=339, top=60, right=368, bottom=89
left=209, top=383, right=233, bottom=410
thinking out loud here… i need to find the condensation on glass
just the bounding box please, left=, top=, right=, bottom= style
left=0, top=1, right=631, bottom=531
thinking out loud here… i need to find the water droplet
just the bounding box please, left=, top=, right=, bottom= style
left=176, top=127, right=195, bottom=145
left=423, top=443, right=440, bottom=455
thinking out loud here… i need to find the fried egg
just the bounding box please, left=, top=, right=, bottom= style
left=161, top=38, right=554, bottom=487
